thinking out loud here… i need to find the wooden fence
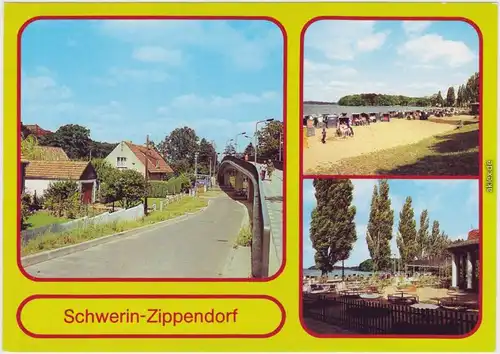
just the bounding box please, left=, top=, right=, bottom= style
left=303, top=294, right=478, bottom=335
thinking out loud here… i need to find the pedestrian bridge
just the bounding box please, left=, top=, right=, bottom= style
left=217, top=155, right=283, bottom=278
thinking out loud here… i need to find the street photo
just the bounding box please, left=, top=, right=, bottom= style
left=302, top=19, right=480, bottom=176
left=302, top=178, right=480, bottom=335
left=19, top=18, right=284, bottom=279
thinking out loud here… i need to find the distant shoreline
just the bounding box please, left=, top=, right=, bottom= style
left=304, top=101, right=338, bottom=105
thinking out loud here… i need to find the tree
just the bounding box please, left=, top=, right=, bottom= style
left=91, top=158, right=116, bottom=200
left=365, top=180, right=394, bottom=272
left=358, top=259, right=374, bottom=272
left=446, top=86, right=456, bottom=107
left=20, top=123, right=32, bottom=139
left=223, top=143, right=237, bottom=156
left=90, top=141, right=118, bottom=159
left=43, top=180, right=81, bottom=218
left=170, top=159, right=192, bottom=176
left=98, top=169, right=146, bottom=208
left=39, top=124, right=92, bottom=159
left=161, top=127, right=199, bottom=166
left=415, top=209, right=430, bottom=259
left=425, top=220, right=450, bottom=259
left=244, top=142, right=255, bottom=157
left=256, top=121, right=283, bottom=161
left=436, top=91, right=445, bottom=107
left=396, top=196, right=418, bottom=267
left=310, top=179, right=357, bottom=276
left=197, top=138, right=216, bottom=174
left=115, top=169, right=147, bottom=208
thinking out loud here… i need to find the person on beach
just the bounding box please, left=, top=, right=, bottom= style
left=321, top=126, right=327, bottom=144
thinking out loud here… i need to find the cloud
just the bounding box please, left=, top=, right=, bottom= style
left=93, top=67, right=169, bottom=86
left=22, top=70, right=73, bottom=102
left=397, top=34, right=476, bottom=67
left=402, top=21, right=432, bottom=36
left=158, top=91, right=279, bottom=113
left=305, top=20, right=389, bottom=61
left=132, top=46, right=183, bottom=64
left=98, top=20, right=282, bottom=71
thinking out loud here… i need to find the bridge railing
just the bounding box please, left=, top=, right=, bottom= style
left=217, top=155, right=271, bottom=278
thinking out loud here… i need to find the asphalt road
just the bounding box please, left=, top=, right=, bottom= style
left=25, top=195, right=245, bottom=278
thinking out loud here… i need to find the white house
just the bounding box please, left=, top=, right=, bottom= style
left=105, top=141, right=174, bottom=180
left=24, top=160, right=97, bottom=204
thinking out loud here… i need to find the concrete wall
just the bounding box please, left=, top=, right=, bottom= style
left=105, top=141, right=145, bottom=176
left=21, top=203, right=145, bottom=244
left=25, top=178, right=97, bottom=202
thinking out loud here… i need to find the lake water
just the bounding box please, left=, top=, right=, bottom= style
left=303, top=269, right=373, bottom=278
left=303, top=103, right=427, bottom=116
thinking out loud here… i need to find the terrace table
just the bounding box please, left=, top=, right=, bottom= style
left=388, top=291, right=419, bottom=305
left=410, top=303, right=439, bottom=310
left=339, top=289, right=361, bottom=298
left=438, top=297, right=478, bottom=311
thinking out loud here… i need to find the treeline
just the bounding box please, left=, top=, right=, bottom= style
left=21, top=123, right=117, bottom=160
left=309, top=179, right=453, bottom=275
left=338, top=94, right=430, bottom=107
left=224, top=120, right=284, bottom=162
left=337, top=72, right=480, bottom=108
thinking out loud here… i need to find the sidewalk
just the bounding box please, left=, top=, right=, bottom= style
left=261, top=169, right=283, bottom=268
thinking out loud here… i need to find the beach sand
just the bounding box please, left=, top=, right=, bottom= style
left=303, top=120, right=454, bottom=173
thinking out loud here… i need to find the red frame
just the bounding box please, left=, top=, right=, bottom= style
left=17, top=294, right=286, bottom=338
left=299, top=16, right=483, bottom=338
left=17, top=16, right=287, bottom=283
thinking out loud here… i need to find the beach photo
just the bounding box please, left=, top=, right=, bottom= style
left=301, top=178, right=480, bottom=335
left=302, top=19, right=480, bottom=176
left=19, top=18, right=284, bottom=280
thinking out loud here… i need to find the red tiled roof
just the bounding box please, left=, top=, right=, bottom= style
left=468, top=229, right=479, bottom=241
left=25, top=160, right=93, bottom=180
left=25, top=124, right=53, bottom=137
left=125, top=141, right=174, bottom=174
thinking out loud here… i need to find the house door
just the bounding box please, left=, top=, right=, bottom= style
left=81, top=183, right=93, bottom=204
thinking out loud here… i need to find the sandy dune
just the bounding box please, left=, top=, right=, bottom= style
left=303, top=120, right=454, bottom=173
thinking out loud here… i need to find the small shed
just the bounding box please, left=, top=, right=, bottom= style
left=469, top=102, right=480, bottom=115
left=25, top=160, right=97, bottom=204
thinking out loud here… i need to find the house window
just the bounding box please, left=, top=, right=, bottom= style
left=117, top=157, right=127, bottom=167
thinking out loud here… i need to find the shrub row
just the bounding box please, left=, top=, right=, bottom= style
left=148, top=175, right=191, bottom=197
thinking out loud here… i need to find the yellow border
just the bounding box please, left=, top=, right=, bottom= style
left=3, top=2, right=497, bottom=351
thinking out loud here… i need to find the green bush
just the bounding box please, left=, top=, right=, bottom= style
left=148, top=174, right=192, bottom=197
left=43, top=180, right=82, bottom=218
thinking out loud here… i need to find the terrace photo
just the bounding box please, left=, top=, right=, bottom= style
left=19, top=18, right=284, bottom=280
left=302, top=178, right=480, bottom=336
left=302, top=19, right=480, bottom=176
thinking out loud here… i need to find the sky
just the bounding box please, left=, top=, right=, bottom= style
left=302, top=179, right=479, bottom=268
left=304, top=20, right=480, bottom=102
left=21, top=19, right=284, bottom=152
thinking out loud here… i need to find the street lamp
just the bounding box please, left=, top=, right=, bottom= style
left=234, top=131, right=247, bottom=155
left=194, top=152, right=199, bottom=181
left=254, top=118, right=274, bottom=163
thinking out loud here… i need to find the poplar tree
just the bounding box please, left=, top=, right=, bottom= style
left=416, top=209, right=430, bottom=259
left=310, top=179, right=357, bottom=276
left=366, top=180, right=394, bottom=271
left=396, top=196, right=418, bottom=266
